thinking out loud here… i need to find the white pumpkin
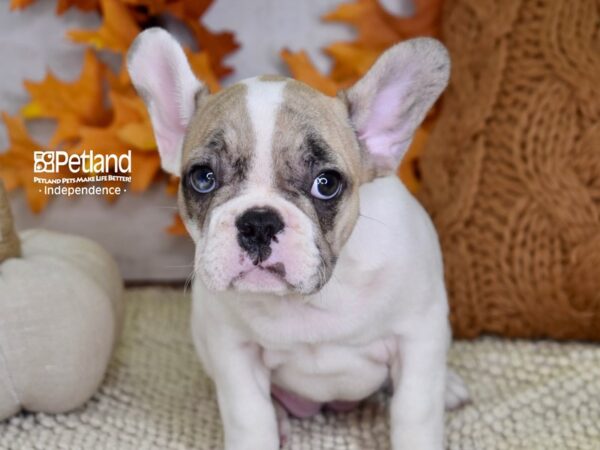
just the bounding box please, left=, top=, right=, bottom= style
left=0, top=182, right=124, bottom=420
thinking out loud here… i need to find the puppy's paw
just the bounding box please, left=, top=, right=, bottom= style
left=274, top=400, right=291, bottom=448
left=445, top=368, right=470, bottom=410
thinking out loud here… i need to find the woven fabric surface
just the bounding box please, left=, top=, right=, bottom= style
left=418, top=0, right=600, bottom=339
left=0, top=287, right=599, bottom=449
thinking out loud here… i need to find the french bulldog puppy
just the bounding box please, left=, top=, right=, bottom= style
left=128, top=28, right=468, bottom=450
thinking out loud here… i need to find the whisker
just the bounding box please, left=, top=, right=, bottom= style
left=314, top=253, right=329, bottom=306
left=359, top=213, right=392, bottom=230
left=184, top=270, right=196, bottom=295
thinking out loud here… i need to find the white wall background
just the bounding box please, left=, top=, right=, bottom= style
left=0, top=0, right=413, bottom=281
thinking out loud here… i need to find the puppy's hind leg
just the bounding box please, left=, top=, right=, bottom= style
left=273, top=399, right=291, bottom=449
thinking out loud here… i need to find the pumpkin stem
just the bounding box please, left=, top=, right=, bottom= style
left=0, top=180, right=20, bottom=263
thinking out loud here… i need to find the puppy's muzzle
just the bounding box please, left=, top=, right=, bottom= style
left=235, top=208, right=284, bottom=265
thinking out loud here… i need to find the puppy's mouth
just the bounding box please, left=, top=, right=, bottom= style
left=240, top=261, right=286, bottom=279
left=231, top=262, right=293, bottom=293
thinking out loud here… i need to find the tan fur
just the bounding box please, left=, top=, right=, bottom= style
left=178, top=83, right=255, bottom=228
left=182, top=83, right=253, bottom=162
left=273, top=79, right=362, bottom=251
left=259, top=74, right=289, bottom=83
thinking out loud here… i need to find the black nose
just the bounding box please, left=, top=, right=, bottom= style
left=235, top=208, right=284, bottom=264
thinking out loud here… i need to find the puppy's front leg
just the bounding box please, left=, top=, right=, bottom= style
left=390, top=316, right=450, bottom=450
left=210, top=340, right=279, bottom=450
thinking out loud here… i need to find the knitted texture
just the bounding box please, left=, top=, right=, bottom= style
left=0, top=288, right=599, bottom=449
left=418, top=0, right=600, bottom=339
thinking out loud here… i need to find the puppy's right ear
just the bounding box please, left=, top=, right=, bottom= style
left=342, top=38, right=449, bottom=175
left=127, top=28, right=206, bottom=176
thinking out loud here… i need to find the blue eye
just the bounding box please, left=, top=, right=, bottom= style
left=310, top=170, right=343, bottom=200
left=189, top=165, right=217, bottom=193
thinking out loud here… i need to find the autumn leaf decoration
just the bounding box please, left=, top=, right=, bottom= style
left=3, top=0, right=444, bottom=236
left=3, top=0, right=237, bottom=214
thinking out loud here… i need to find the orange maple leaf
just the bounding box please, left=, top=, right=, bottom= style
left=120, top=0, right=167, bottom=16
left=166, top=213, right=188, bottom=235
left=110, top=89, right=155, bottom=148
left=166, top=0, right=239, bottom=77
left=0, top=113, right=53, bottom=212
left=73, top=131, right=161, bottom=194
left=324, top=0, right=443, bottom=85
left=164, top=0, right=212, bottom=20
left=74, top=88, right=161, bottom=191
left=56, top=0, right=99, bottom=14
left=184, top=20, right=238, bottom=78
left=68, top=0, right=140, bottom=52
left=22, top=49, right=108, bottom=146
left=324, top=0, right=400, bottom=47
left=325, top=43, right=382, bottom=86
left=9, top=0, right=36, bottom=10
left=185, top=49, right=221, bottom=93
left=280, top=49, right=339, bottom=96
left=105, top=59, right=134, bottom=93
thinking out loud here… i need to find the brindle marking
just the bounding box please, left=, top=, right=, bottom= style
left=272, top=79, right=362, bottom=255
left=178, top=77, right=364, bottom=291
left=179, top=83, right=255, bottom=228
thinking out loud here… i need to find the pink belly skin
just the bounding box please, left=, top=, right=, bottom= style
left=271, top=384, right=361, bottom=418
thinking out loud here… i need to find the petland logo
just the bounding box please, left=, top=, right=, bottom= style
left=33, top=150, right=133, bottom=197
left=34, top=150, right=132, bottom=174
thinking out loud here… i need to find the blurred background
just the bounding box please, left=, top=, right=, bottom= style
left=1, top=0, right=598, bottom=341
left=0, top=0, right=419, bottom=282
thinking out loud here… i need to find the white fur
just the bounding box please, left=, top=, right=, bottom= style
left=241, top=77, right=285, bottom=186
left=192, top=177, right=458, bottom=450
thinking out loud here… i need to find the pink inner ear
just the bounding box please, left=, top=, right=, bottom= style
left=128, top=28, right=202, bottom=175
left=144, top=60, right=187, bottom=174
left=153, top=58, right=189, bottom=134
left=357, top=80, right=412, bottom=159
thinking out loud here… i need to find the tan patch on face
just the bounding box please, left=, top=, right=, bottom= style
left=178, top=83, right=255, bottom=231
left=259, top=74, right=289, bottom=83
left=272, top=79, right=362, bottom=256
left=182, top=83, right=251, bottom=162
left=277, top=79, right=362, bottom=178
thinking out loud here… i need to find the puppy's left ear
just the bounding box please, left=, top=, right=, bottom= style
left=127, top=28, right=207, bottom=176
left=342, top=38, right=450, bottom=174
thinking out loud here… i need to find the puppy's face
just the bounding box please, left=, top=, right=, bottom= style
left=178, top=78, right=361, bottom=294
left=128, top=29, right=449, bottom=296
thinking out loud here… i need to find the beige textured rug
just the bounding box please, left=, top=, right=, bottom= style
left=1, top=288, right=599, bottom=450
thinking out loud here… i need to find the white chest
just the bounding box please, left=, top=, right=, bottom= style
left=261, top=337, right=395, bottom=402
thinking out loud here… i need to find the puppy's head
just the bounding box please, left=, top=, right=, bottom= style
left=128, top=28, right=449, bottom=296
